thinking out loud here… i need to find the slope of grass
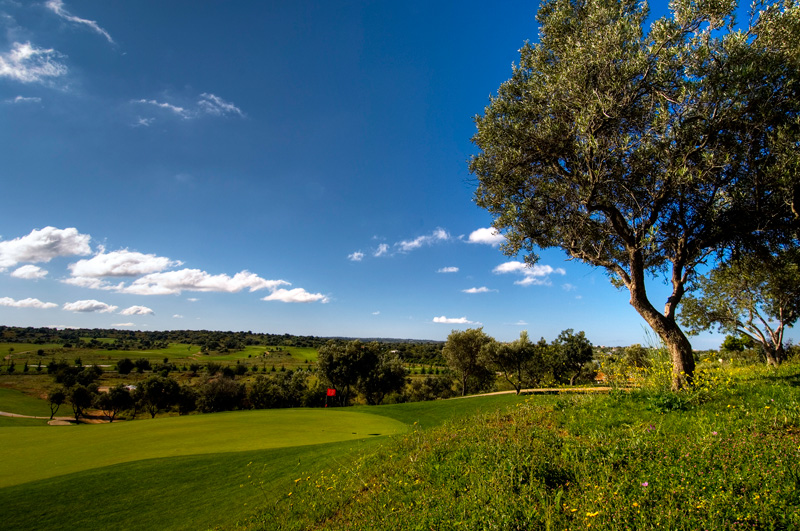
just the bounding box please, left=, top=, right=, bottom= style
left=0, top=386, right=53, bottom=417
left=0, top=392, right=523, bottom=531
left=0, top=409, right=406, bottom=488
left=240, top=362, right=800, bottom=530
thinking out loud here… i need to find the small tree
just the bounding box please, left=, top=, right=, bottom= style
left=47, top=388, right=66, bottom=420
left=552, top=329, right=595, bottom=385
left=680, top=250, right=800, bottom=366
left=138, top=375, right=180, bottom=418
left=116, top=358, right=135, bottom=375
left=482, top=331, right=538, bottom=394
left=442, top=328, right=494, bottom=396
left=93, top=384, right=133, bottom=423
left=357, top=351, right=407, bottom=405
left=68, top=384, right=94, bottom=422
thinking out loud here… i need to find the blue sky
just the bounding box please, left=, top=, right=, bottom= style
left=0, top=0, right=772, bottom=348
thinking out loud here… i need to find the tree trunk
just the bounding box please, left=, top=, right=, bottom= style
left=764, top=344, right=785, bottom=367
left=627, top=253, right=695, bottom=390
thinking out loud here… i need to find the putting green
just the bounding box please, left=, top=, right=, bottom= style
left=0, top=408, right=407, bottom=488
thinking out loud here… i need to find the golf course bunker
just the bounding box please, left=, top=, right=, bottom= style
left=0, top=408, right=407, bottom=488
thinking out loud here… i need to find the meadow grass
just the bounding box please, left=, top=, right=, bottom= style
left=243, top=361, right=800, bottom=530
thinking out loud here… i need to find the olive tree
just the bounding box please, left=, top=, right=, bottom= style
left=442, top=328, right=495, bottom=396
left=471, top=0, right=799, bottom=388
left=680, top=250, right=800, bottom=366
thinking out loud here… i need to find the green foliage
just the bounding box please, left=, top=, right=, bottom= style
left=442, top=328, right=494, bottom=396
left=681, top=249, right=800, bottom=366
left=470, top=0, right=800, bottom=388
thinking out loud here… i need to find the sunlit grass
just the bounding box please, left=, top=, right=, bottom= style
left=241, top=361, right=800, bottom=530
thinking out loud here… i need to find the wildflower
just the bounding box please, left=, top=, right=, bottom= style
left=586, top=511, right=600, bottom=517
left=711, top=431, right=718, bottom=436
left=642, top=482, right=649, bottom=487
left=632, top=502, right=639, bottom=507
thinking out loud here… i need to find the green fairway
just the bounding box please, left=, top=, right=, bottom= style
left=0, top=386, right=53, bottom=418
left=0, top=408, right=407, bottom=488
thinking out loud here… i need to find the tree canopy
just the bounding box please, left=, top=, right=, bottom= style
left=471, top=0, right=800, bottom=388
left=680, top=249, right=800, bottom=366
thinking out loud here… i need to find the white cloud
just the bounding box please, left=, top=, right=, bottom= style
left=63, top=299, right=118, bottom=313
left=11, top=265, right=48, bottom=279
left=134, top=117, right=154, bottom=127
left=173, top=314, right=184, bottom=319
left=132, top=99, right=189, bottom=117
left=187, top=298, right=199, bottom=302
left=348, top=251, right=364, bottom=262
left=468, top=227, right=505, bottom=246
left=0, top=42, right=68, bottom=84
left=493, top=261, right=566, bottom=286
left=262, top=288, right=329, bottom=304
left=373, top=243, right=389, bottom=257
left=45, top=0, right=114, bottom=43
left=433, top=315, right=481, bottom=325
left=198, top=93, right=244, bottom=117
left=112, top=322, right=134, bottom=327
left=0, top=297, right=57, bottom=309
left=120, top=305, right=154, bottom=316
left=562, top=283, right=577, bottom=292
left=462, top=286, right=494, bottom=294
left=5, top=95, right=41, bottom=104
left=0, top=227, right=91, bottom=268
left=372, top=310, right=380, bottom=315
left=397, top=228, right=449, bottom=252
left=437, top=266, right=459, bottom=273
left=121, top=269, right=288, bottom=295
left=133, top=94, right=244, bottom=121
left=69, top=249, right=180, bottom=278
left=61, top=276, right=123, bottom=290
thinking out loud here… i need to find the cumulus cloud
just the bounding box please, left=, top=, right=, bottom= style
left=397, top=228, right=449, bottom=252
left=63, top=299, right=118, bottom=313
left=468, top=227, right=505, bottom=246
left=0, top=42, right=68, bottom=84
left=438, top=266, right=459, bottom=273
left=112, top=322, right=134, bottom=327
left=0, top=296, right=58, bottom=309
left=493, top=261, right=566, bottom=286
left=5, top=95, right=41, bottom=104
left=121, top=269, right=288, bottom=296
left=0, top=227, right=91, bottom=269
left=45, top=0, right=114, bottom=43
left=348, top=251, right=364, bottom=262
left=462, top=286, right=495, bottom=294
left=11, top=265, right=48, bottom=279
left=262, top=288, right=329, bottom=304
left=373, top=243, right=389, bottom=257
left=198, top=93, right=244, bottom=117
left=69, top=249, right=180, bottom=278
left=120, top=305, right=154, bottom=316
left=173, top=314, right=184, bottom=319
left=433, top=315, right=481, bottom=325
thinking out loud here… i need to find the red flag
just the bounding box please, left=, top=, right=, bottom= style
left=326, top=388, right=336, bottom=397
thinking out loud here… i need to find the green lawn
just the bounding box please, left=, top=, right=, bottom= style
left=0, top=393, right=525, bottom=531
left=0, top=408, right=406, bottom=488
left=0, top=386, right=54, bottom=418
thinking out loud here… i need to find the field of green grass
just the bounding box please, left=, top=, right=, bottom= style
left=0, top=389, right=523, bottom=531
left=238, top=361, right=800, bottom=530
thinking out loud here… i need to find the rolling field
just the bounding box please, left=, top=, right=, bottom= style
left=0, top=392, right=524, bottom=531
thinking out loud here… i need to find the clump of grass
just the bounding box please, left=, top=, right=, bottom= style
left=243, top=362, right=800, bottom=530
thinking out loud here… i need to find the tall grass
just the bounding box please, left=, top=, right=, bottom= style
left=240, top=361, right=800, bottom=530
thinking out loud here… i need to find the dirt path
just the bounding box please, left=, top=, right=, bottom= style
left=453, top=386, right=625, bottom=398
